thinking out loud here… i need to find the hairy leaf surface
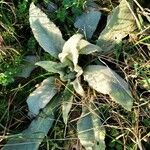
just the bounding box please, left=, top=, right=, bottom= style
left=29, top=3, right=65, bottom=58
left=84, top=65, right=133, bottom=111
left=74, top=11, right=101, bottom=39
left=77, top=105, right=106, bottom=150
left=17, top=55, right=39, bottom=78
left=71, top=78, right=85, bottom=97
left=97, top=0, right=136, bottom=53
left=62, top=84, right=74, bottom=125
left=36, top=61, right=66, bottom=80
left=59, top=34, right=83, bottom=72
left=78, top=39, right=102, bottom=54
left=27, top=77, right=58, bottom=116
left=2, top=95, right=60, bottom=150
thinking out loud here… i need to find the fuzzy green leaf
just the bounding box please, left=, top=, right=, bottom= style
left=36, top=61, right=66, bottom=80
left=29, top=3, right=65, bottom=58
left=59, top=34, right=83, bottom=73
left=77, top=105, right=106, bottom=150
left=17, top=55, right=39, bottom=78
left=62, top=84, right=74, bottom=125
left=27, top=77, right=58, bottom=116
left=78, top=39, right=102, bottom=54
left=84, top=65, right=133, bottom=111
left=97, top=0, right=137, bottom=53
left=74, top=11, right=101, bottom=39
left=71, top=78, right=85, bottom=97
left=2, top=95, right=60, bottom=150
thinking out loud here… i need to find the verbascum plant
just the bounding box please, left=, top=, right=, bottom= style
left=3, top=1, right=134, bottom=150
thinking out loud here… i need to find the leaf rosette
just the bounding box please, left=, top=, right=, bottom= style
left=3, top=1, right=135, bottom=150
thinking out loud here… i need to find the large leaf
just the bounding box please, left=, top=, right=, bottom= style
left=78, top=39, right=102, bottom=54
left=77, top=105, right=106, bottom=150
left=59, top=34, right=83, bottom=72
left=74, top=0, right=101, bottom=39
left=17, top=55, right=39, bottom=78
left=97, top=0, right=137, bottom=53
left=36, top=61, right=66, bottom=80
left=29, top=3, right=65, bottom=58
left=84, top=65, right=133, bottom=111
left=74, top=11, right=101, bottom=39
left=27, top=77, right=58, bottom=117
left=62, top=84, right=74, bottom=125
left=2, top=95, right=60, bottom=150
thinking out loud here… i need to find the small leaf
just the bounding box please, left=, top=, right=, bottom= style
left=59, top=34, right=83, bottom=72
left=27, top=77, right=58, bottom=117
left=97, top=0, right=137, bottom=53
left=77, top=105, right=106, bottom=150
left=78, top=39, right=102, bottom=54
left=74, top=11, right=101, bottom=39
left=2, top=95, right=60, bottom=150
left=17, top=55, right=39, bottom=78
left=29, top=3, right=65, bottom=58
left=84, top=65, right=133, bottom=111
left=36, top=61, right=66, bottom=80
left=62, top=84, right=74, bottom=125
left=71, top=78, right=85, bottom=97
